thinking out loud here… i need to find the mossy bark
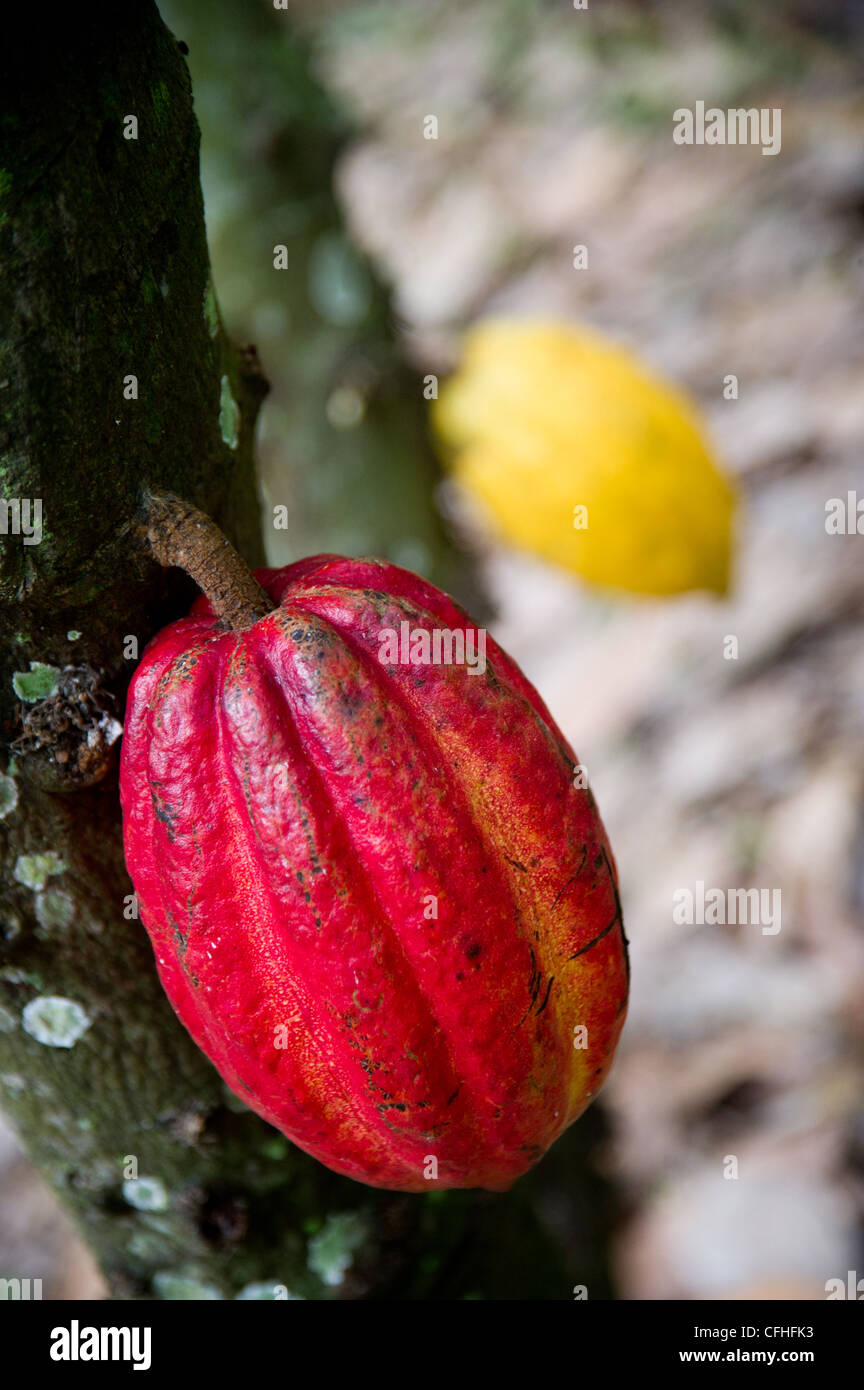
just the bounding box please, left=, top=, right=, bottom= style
left=0, top=2, right=605, bottom=1300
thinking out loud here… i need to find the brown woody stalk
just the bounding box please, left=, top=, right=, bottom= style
left=146, top=489, right=271, bottom=631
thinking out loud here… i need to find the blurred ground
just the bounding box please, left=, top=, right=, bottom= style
left=3, top=0, right=863, bottom=1299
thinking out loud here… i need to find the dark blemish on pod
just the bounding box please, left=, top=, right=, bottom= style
left=535, top=976, right=554, bottom=1016
left=602, top=842, right=630, bottom=983
left=567, top=910, right=619, bottom=962
left=150, top=787, right=177, bottom=840
left=551, top=848, right=588, bottom=909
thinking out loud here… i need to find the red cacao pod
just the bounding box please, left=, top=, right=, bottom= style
left=120, top=553, right=628, bottom=1192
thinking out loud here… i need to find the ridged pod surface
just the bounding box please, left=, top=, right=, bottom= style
left=120, top=556, right=628, bottom=1191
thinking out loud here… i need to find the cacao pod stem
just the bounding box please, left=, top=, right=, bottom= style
left=145, top=489, right=272, bottom=631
